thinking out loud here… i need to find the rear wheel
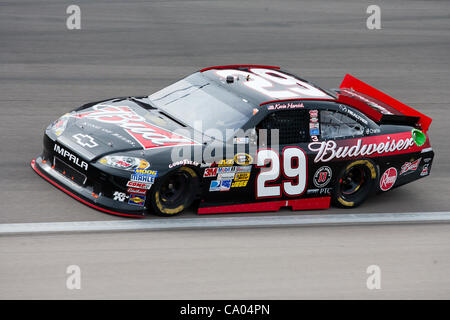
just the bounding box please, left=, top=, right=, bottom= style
left=149, top=166, right=199, bottom=216
left=332, top=159, right=377, bottom=208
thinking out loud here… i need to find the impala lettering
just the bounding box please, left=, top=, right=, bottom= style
left=53, top=144, right=88, bottom=170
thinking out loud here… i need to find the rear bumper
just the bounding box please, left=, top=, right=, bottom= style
left=31, top=156, right=145, bottom=218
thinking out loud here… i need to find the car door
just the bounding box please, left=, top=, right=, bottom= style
left=253, top=109, right=310, bottom=200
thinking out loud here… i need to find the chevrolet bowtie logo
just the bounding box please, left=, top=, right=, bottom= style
left=72, top=133, right=98, bottom=148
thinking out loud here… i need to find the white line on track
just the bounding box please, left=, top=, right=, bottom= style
left=1, top=212, right=450, bottom=235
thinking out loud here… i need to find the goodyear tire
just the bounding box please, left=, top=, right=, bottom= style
left=149, top=166, right=199, bottom=216
left=332, top=159, right=377, bottom=208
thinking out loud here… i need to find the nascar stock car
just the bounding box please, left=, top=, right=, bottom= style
left=31, top=65, right=434, bottom=217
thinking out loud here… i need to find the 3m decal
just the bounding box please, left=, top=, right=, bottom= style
left=256, top=147, right=307, bottom=198
left=380, top=167, right=397, bottom=191
left=203, top=167, right=218, bottom=177
left=400, top=158, right=421, bottom=175
left=313, top=166, right=332, bottom=188
left=73, top=105, right=197, bottom=149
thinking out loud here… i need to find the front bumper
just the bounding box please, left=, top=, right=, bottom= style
left=31, top=156, right=145, bottom=218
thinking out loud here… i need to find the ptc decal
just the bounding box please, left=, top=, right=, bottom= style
left=313, top=166, right=332, bottom=188
left=380, top=167, right=397, bottom=191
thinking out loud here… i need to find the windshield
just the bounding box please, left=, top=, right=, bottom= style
left=148, top=74, right=254, bottom=141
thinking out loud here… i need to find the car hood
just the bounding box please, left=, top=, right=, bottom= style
left=52, top=99, right=199, bottom=161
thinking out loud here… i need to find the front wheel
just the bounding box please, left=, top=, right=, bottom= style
left=149, top=166, right=199, bottom=216
left=332, top=159, right=377, bottom=208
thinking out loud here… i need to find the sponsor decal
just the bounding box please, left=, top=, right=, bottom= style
left=209, top=179, right=232, bottom=191
left=380, top=167, right=397, bottom=191
left=72, top=133, right=98, bottom=148
left=217, top=166, right=237, bottom=173
left=53, top=144, right=88, bottom=171
left=234, top=153, right=253, bottom=166
left=203, top=167, right=218, bottom=177
left=126, top=181, right=153, bottom=189
left=307, top=188, right=332, bottom=195
left=341, top=88, right=393, bottom=115
left=134, top=169, right=158, bottom=176
left=231, top=181, right=248, bottom=188
left=267, top=102, right=305, bottom=110
left=309, top=109, right=320, bottom=141
left=218, top=172, right=235, bottom=180
left=420, top=164, right=429, bottom=176
left=113, top=191, right=128, bottom=202
left=127, top=187, right=147, bottom=195
left=73, top=105, right=197, bottom=149
left=313, top=166, right=332, bottom=188
left=338, top=105, right=369, bottom=125
left=365, top=128, right=381, bottom=135
left=128, top=194, right=146, bottom=206
left=218, top=159, right=234, bottom=167
left=400, top=158, right=421, bottom=175
left=234, top=172, right=250, bottom=181
left=235, top=165, right=252, bottom=173
left=308, top=133, right=417, bottom=163
left=130, top=173, right=155, bottom=183
left=168, top=159, right=200, bottom=168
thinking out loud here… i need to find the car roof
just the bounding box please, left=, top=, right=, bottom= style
left=197, top=65, right=336, bottom=108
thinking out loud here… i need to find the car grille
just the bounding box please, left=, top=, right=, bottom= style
left=53, top=157, right=87, bottom=186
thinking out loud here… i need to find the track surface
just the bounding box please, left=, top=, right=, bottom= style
left=1, top=0, right=450, bottom=298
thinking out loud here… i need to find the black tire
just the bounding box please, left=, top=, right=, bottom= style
left=332, top=159, right=377, bottom=208
left=149, top=166, right=199, bottom=216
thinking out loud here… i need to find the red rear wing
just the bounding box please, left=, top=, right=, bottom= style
left=338, top=74, right=432, bottom=131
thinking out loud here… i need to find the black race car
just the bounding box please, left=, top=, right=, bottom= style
left=31, top=65, right=434, bottom=217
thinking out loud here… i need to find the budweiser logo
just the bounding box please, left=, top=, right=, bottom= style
left=400, top=158, right=421, bottom=175
left=308, top=136, right=415, bottom=163
left=74, top=105, right=197, bottom=149
left=380, top=167, right=397, bottom=191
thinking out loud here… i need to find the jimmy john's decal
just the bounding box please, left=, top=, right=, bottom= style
left=73, top=105, right=198, bottom=150
left=313, top=166, right=332, bottom=188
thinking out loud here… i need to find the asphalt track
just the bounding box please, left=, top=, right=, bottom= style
left=0, top=0, right=450, bottom=299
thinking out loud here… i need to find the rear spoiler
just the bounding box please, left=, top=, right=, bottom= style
left=337, top=74, right=432, bottom=131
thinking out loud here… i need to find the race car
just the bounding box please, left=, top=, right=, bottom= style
left=31, top=65, right=434, bottom=217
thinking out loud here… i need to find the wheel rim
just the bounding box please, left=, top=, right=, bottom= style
left=159, top=172, right=190, bottom=207
left=340, top=166, right=367, bottom=196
